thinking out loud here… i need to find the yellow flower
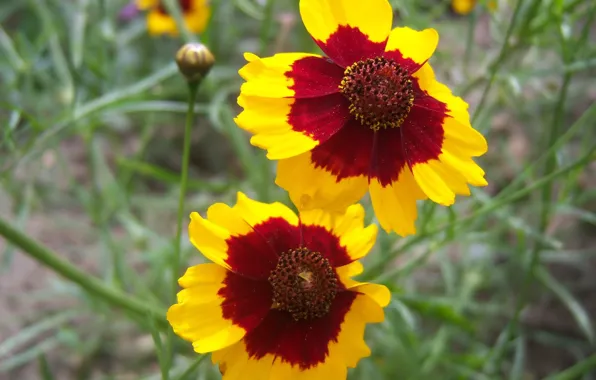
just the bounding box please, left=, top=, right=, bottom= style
left=137, top=0, right=210, bottom=36
left=235, top=0, right=488, bottom=237
left=167, top=192, right=390, bottom=379
left=452, top=0, right=497, bottom=15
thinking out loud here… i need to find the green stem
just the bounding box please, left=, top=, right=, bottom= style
left=172, top=81, right=199, bottom=307
left=175, top=355, right=208, bottom=380
left=471, top=0, right=524, bottom=124
left=165, top=81, right=200, bottom=379
left=0, top=216, right=166, bottom=325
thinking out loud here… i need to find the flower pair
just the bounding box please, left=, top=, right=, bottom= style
left=167, top=0, right=488, bottom=378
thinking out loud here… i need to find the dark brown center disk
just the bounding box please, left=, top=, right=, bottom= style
left=268, top=247, right=338, bottom=321
left=157, top=0, right=192, bottom=14
left=340, top=57, right=415, bottom=131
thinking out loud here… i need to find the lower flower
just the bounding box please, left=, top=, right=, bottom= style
left=167, top=192, right=390, bottom=379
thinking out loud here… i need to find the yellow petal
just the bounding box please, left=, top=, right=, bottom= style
left=233, top=192, right=299, bottom=228
left=236, top=95, right=294, bottom=135
left=239, top=53, right=319, bottom=98
left=212, top=341, right=275, bottom=379
left=184, top=0, right=210, bottom=34
left=136, top=0, right=158, bottom=10
left=439, top=149, right=487, bottom=187
left=351, top=284, right=391, bottom=308
left=251, top=132, right=319, bottom=160
left=276, top=152, right=368, bottom=213
left=299, top=0, right=392, bottom=44
left=189, top=212, right=231, bottom=269
left=385, top=27, right=439, bottom=68
left=178, top=263, right=227, bottom=289
left=205, top=203, right=253, bottom=237
left=167, top=264, right=246, bottom=353
left=412, top=161, right=456, bottom=206
left=335, top=260, right=364, bottom=280
left=146, top=10, right=178, bottom=35
left=329, top=293, right=386, bottom=367
left=442, top=117, right=488, bottom=157
left=236, top=95, right=319, bottom=159
left=452, top=0, right=476, bottom=15
left=369, top=168, right=425, bottom=236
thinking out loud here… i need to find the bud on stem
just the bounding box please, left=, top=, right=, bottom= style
left=175, top=43, right=215, bottom=83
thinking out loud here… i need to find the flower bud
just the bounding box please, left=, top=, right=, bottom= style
left=175, top=43, right=215, bottom=83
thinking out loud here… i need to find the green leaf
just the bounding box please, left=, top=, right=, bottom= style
left=395, top=295, right=475, bottom=333
left=536, top=266, right=595, bottom=344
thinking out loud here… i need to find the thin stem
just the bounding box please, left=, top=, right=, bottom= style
left=0, top=216, right=166, bottom=325
left=175, top=355, right=208, bottom=380
left=471, top=0, right=525, bottom=124
left=172, top=81, right=199, bottom=308
left=165, top=81, right=200, bottom=379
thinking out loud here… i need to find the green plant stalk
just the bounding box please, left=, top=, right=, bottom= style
left=176, top=355, right=208, bottom=380
left=0, top=217, right=167, bottom=325
left=543, top=354, right=596, bottom=380
left=471, top=0, right=524, bottom=124
left=165, top=81, right=200, bottom=380
left=172, top=81, right=199, bottom=306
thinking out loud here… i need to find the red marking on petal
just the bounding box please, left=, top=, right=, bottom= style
left=289, top=93, right=351, bottom=143
left=243, top=291, right=356, bottom=369
left=403, top=81, right=447, bottom=161
left=287, top=56, right=345, bottom=98
left=310, top=118, right=374, bottom=180
left=225, top=218, right=300, bottom=280
left=368, top=128, right=405, bottom=186
left=219, top=271, right=272, bottom=331
left=301, top=224, right=352, bottom=267
left=317, top=26, right=387, bottom=68
left=158, top=0, right=192, bottom=14
left=383, top=49, right=424, bottom=74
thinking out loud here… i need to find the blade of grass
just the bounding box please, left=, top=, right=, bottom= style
left=0, top=217, right=167, bottom=327
left=543, top=354, right=596, bottom=380
left=536, top=266, right=595, bottom=344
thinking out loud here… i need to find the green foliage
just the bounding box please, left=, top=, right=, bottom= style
left=1, top=0, right=596, bottom=379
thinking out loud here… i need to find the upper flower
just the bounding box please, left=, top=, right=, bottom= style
left=137, top=0, right=210, bottom=36
left=167, top=193, right=390, bottom=379
left=235, top=0, right=488, bottom=236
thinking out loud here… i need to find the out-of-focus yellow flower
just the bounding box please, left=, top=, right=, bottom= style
left=167, top=193, right=390, bottom=379
left=452, top=0, right=497, bottom=15
left=137, top=0, right=210, bottom=36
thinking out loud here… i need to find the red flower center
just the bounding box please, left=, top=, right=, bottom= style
left=268, top=247, right=338, bottom=321
left=339, top=57, right=414, bottom=131
left=157, top=0, right=192, bottom=14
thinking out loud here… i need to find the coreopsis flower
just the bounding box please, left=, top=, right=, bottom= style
left=235, top=0, right=488, bottom=236
left=451, top=0, right=497, bottom=15
left=137, top=0, right=210, bottom=36
left=167, top=193, right=390, bottom=379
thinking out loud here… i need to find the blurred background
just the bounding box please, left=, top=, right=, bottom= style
left=1, top=0, right=596, bottom=379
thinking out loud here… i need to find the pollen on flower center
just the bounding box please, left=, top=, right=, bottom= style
left=268, top=247, right=338, bottom=321
left=339, top=57, right=415, bottom=131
